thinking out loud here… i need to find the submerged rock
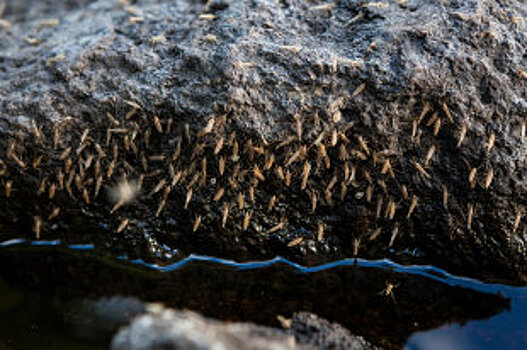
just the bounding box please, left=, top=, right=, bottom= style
left=111, top=307, right=378, bottom=350
left=0, top=0, right=526, bottom=283
left=111, top=308, right=300, bottom=350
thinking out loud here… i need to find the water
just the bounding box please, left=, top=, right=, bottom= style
left=0, top=239, right=525, bottom=349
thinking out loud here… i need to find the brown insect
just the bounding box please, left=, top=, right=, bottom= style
left=249, top=186, right=255, bottom=203
left=243, top=211, right=251, bottom=231
left=317, top=221, right=324, bottom=241
left=353, top=238, right=361, bottom=257
left=433, top=118, right=442, bottom=136
left=47, top=207, right=60, bottom=220
left=184, top=189, right=193, bottom=209
left=468, top=167, right=477, bottom=188
left=264, top=222, right=285, bottom=235
left=442, top=102, right=453, bottom=122
left=268, top=195, right=277, bottom=211
left=309, top=2, right=336, bottom=11
left=413, top=160, right=430, bottom=178
left=37, top=178, right=47, bottom=196
left=287, top=237, right=303, bottom=248
left=193, top=215, right=202, bottom=232
left=442, top=186, right=449, bottom=210
left=214, top=137, right=224, bottom=155
left=11, top=153, right=26, bottom=168
left=264, top=152, right=275, bottom=170
left=456, top=124, right=467, bottom=148
left=340, top=183, right=348, bottom=201
left=311, top=192, right=318, bottom=213
left=376, top=197, right=384, bottom=219
left=484, top=169, right=494, bottom=189
left=513, top=208, right=522, bottom=234
left=32, top=155, right=43, bottom=169
left=285, top=170, right=292, bottom=187
left=467, top=203, right=474, bottom=230
left=218, top=156, right=226, bottom=176
left=106, top=112, right=120, bottom=126
left=253, top=166, right=265, bottom=181
left=301, top=161, right=311, bottom=190
left=424, top=145, right=435, bottom=165
left=407, top=195, right=418, bottom=219
left=285, top=147, right=302, bottom=167
left=197, top=117, right=215, bottom=138
left=388, top=224, right=399, bottom=247
left=222, top=204, right=229, bottom=228
left=117, top=219, right=129, bottom=233
left=5, top=180, right=13, bottom=197
left=294, top=115, right=303, bottom=140
left=379, top=282, right=399, bottom=302
left=150, top=34, right=167, bottom=45
left=369, top=227, right=383, bottom=241
left=400, top=185, right=408, bottom=201
left=386, top=199, right=396, bottom=220
left=330, top=129, right=338, bottom=147
left=352, top=83, right=366, bottom=97
left=47, top=182, right=56, bottom=199
left=107, top=160, right=116, bottom=179
left=33, top=216, right=43, bottom=239
left=332, top=110, right=342, bottom=124
left=237, top=192, right=245, bottom=210
left=82, top=188, right=90, bottom=204
left=417, top=102, right=431, bottom=125
left=366, top=185, right=373, bottom=203
left=486, top=133, right=496, bottom=152
left=357, top=136, right=370, bottom=155
left=213, top=187, right=225, bottom=202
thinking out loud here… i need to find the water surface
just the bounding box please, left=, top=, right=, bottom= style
left=0, top=240, right=525, bottom=349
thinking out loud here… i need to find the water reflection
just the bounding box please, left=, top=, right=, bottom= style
left=0, top=241, right=525, bottom=349
left=406, top=296, right=527, bottom=350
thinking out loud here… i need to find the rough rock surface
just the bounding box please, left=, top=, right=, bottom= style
left=290, top=312, right=380, bottom=350
left=0, top=0, right=526, bottom=283
left=111, top=308, right=300, bottom=350
left=111, top=307, right=378, bottom=350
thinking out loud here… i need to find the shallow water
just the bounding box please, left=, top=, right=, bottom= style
left=0, top=239, right=525, bottom=349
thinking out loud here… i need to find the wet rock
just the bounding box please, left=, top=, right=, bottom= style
left=291, top=312, right=380, bottom=350
left=111, top=306, right=378, bottom=350
left=111, top=307, right=300, bottom=350
left=0, top=0, right=526, bottom=283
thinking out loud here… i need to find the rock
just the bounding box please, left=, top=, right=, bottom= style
left=290, top=312, right=380, bottom=350
left=111, top=306, right=377, bottom=350
left=111, top=307, right=300, bottom=350
left=0, top=0, right=526, bottom=283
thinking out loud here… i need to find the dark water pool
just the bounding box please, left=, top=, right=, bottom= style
left=0, top=239, right=526, bottom=349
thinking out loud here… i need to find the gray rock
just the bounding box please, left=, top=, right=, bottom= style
left=111, top=307, right=377, bottom=350
left=291, top=312, right=380, bottom=350
left=111, top=307, right=301, bottom=350
left=0, top=0, right=526, bottom=283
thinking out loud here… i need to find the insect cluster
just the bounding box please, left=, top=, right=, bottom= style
left=0, top=93, right=524, bottom=256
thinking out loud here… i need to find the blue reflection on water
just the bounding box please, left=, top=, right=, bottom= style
left=3, top=238, right=527, bottom=349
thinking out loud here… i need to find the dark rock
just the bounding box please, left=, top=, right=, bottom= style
left=0, top=0, right=526, bottom=283
left=291, top=312, right=380, bottom=350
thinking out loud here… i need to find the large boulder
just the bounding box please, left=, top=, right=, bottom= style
left=0, top=0, right=526, bottom=283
